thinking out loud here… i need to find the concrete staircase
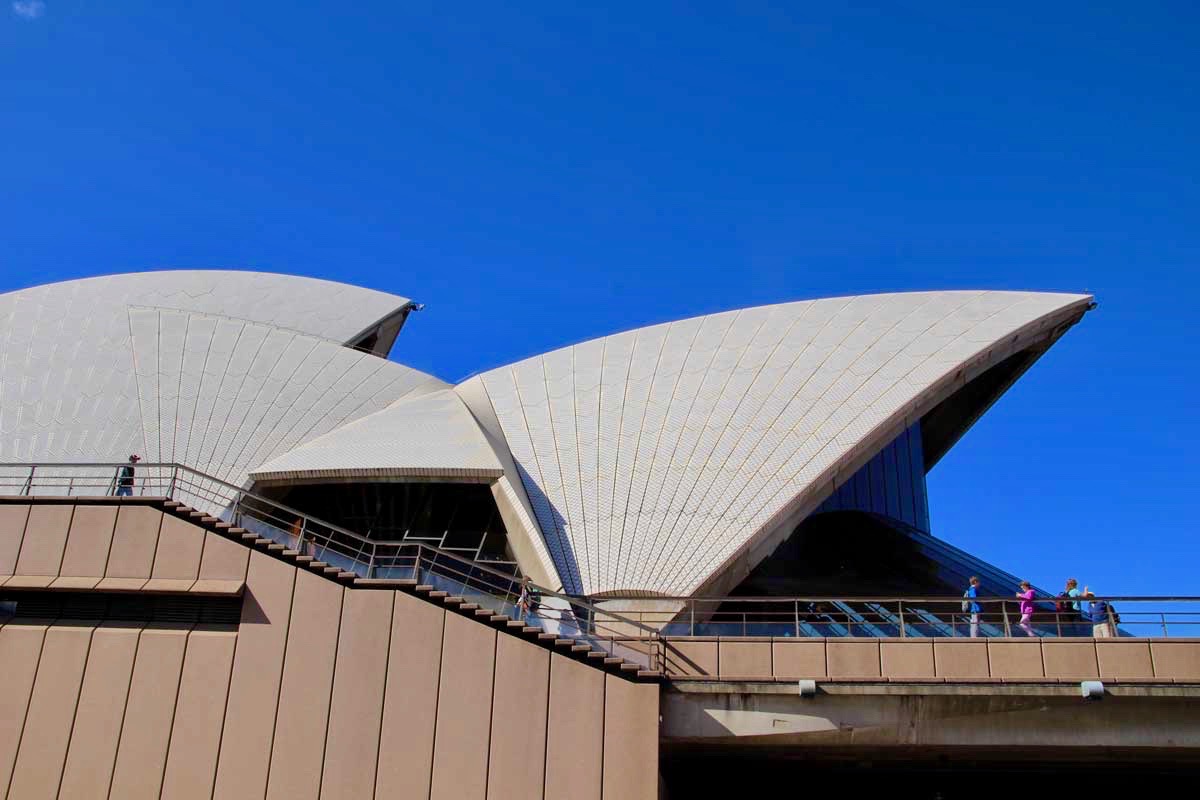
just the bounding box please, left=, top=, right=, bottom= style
left=158, top=498, right=658, bottom=680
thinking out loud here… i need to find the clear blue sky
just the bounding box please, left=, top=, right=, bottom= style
left=3, top=2, right=1197, bottom=596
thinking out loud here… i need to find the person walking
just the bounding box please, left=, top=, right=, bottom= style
left=114, top=454, right=140, bottom=497
left=963, top=576, right=982, bottom=638
left=516, top=577, right=533, bottom=624
left=1015, top=581, right=1036, bottom=637
left=1083, top=590, right=1116, bottom=638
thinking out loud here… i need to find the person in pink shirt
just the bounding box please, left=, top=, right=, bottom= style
left=1015, top=580, right=1036, bottom=636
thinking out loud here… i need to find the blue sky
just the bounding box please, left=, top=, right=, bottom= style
left=2, top=2, right=1197, bottom=595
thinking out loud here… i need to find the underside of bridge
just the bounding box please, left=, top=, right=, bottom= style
left=659, top=682, right=1200, bottom=797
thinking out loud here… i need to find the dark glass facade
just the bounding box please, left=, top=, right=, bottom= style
left=816, top=421, right=930, bottom=532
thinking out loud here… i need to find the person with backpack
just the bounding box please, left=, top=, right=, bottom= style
left=963, top=576, right=982, bottom=638
left=1015, top=580, right=1036, bottom=637
left=1083, top=589, right=1116, bottom=637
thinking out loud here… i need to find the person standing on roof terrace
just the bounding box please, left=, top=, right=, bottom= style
left=114, top=455, right=140, bottom=497
left=964, top=576, right=982, bottom=638
left=1083, top=589, right=1116, bottom=638
left=1015, top=580, right=1036, bottom=636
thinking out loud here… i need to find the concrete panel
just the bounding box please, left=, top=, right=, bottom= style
left=198, top=530, right=250, bottom=581
left=1042, top=641, right=1099, bottom=679
left=106, top=506, right=163, bottom=578
left=880, top=641, right=935, bottom=678
left=771, top=640, right=827, bottom=678
left=151, top=513, right=205, bottom=580
left=160, top=627, right=238, bottom=800
left=988, top=640, right=1045, bottom=679
left=544, top=653, right=604, bottom=800
left=662, top=639, right=718, bottom=677
left=9, top=623, right=94, bottom=799
left=109, top=625, right=189, bottom=800
left=14, top=503, right=74, bottom=577
left=933, top=640, right=990, bottom=679
left=487, top=633, right=550, bottom=800
left=1096, top=640, right=1154, bottom=679
left=320, top=589, right=393, bottom=800
left=719, top=639, right=772, bottom=678
left=213, top=550, right=297, bottom=800
left=602, top=675, right=659, bottom=800
left=267, top=568, right=344, bottom=800
left=0, top=623, right=46, bottom=794
left=827, top=640, right=882, bottom=678
left=58, top=624, right=141, bottom=800
left=0, top=504, right=30, bottom=574
left=430, top=612, right=497, bottom=800
left=1150, top=641, right=1200, bottom=680
left=58, top=505, right=118, bottom=578
left=376, top=592, right=445, bottom=800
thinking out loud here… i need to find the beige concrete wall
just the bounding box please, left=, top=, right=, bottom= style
left=657, top=636, right=1200, bottom=683
left=0, top=501, right=660, bottom=800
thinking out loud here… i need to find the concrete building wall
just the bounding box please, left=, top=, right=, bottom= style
left=0, top=502, right=660, bottom=800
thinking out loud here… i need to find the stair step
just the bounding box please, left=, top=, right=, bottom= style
left=428, top=591, right=448, bottom=599
left=415, top=585, right=434, bottom=593
left=267, top=543, right=285, bottom=552
left=163, top=500, right=183, bottom=508
left=571, top=644, right=591, bottom=652
left=637, top=670, right=659, bottom=679
left=296, top=556, right=314, bottom=563
left=229, top=527, right=247, bottom=536
left=241, top=533, right=258, bottom=541
left=214, top=522, right=232, bottom=529
left=323, top=567, right=341, bottom=574
left=619, top=663, right=640, bottom=672
left=538, top=633, right=557, bottom=641
left=505, top=620, right=526, bottom=629
left=460, top=603, right=480, bottom=611
left=282, top=549, right=300, bottom=557
left=603, top=657, right=623, bottom=665
left=337, top=572, right=356, bottom=579
left=188, top=510, right=206, bottom=518
left=308, top=562, right=329, bottom=570
left=489, top=615, right=510, bottom=624
left=475, top=609, right=496, bottom=618
left=443, top=596, right=465, bottom=605
left=553, top=639, right=574, bottom=648
left=522, top=627, right=541, bottom=634
left=586, top=651, right=607, bottom=660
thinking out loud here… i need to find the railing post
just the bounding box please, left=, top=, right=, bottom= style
left=21, top=465, right=34, bottom=496
left=167, top=465, right=178, bottom=500
left=689, top=601, right=695, bottom=637
left=367, top=542, right=376, bottom=579
left=1002, top=603, right=1011, bottom=637
left=1162, top=613, right=1169, bottom=637
left=1107, top=603, right=1117, bottom=636
left=898, top=601, right=905, bottom=638
left=794, top=600, right=800, bottom=638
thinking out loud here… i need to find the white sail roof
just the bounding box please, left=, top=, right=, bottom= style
left=0, top=271, right=435, bottom=488
left=464, top=290, right=1092, bottom=596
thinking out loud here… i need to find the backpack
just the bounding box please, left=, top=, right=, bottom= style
left=527, top=587, right=541, bottom=611
left=961, top=590, right=970, bottom=613
left=1054, top=592, right=1070, bottom=613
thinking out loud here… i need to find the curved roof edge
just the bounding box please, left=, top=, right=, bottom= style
left=692, top=293, right=1093, bottom=599
left=0, top=269, right=416, bottom=356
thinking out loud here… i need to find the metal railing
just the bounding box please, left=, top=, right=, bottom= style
left=0, top=462, right=662, bottom=665
left=591, top=595, right=1200, bottom=639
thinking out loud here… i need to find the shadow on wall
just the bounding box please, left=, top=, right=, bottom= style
left=240, top=587, right=271, bottom=625
left=514, top=461, right=583, bottom=593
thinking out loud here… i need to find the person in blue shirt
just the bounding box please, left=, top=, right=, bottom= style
left=964, top=576, right=982, bottom=638
left=1083, top=590, right=1115, bottom=638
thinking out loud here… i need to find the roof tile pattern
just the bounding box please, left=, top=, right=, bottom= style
left=473, top=290, right=1090, bottom=596
left=0, top=271, right=423, bottom=480
left=129, top=307, right=440, bottom=488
